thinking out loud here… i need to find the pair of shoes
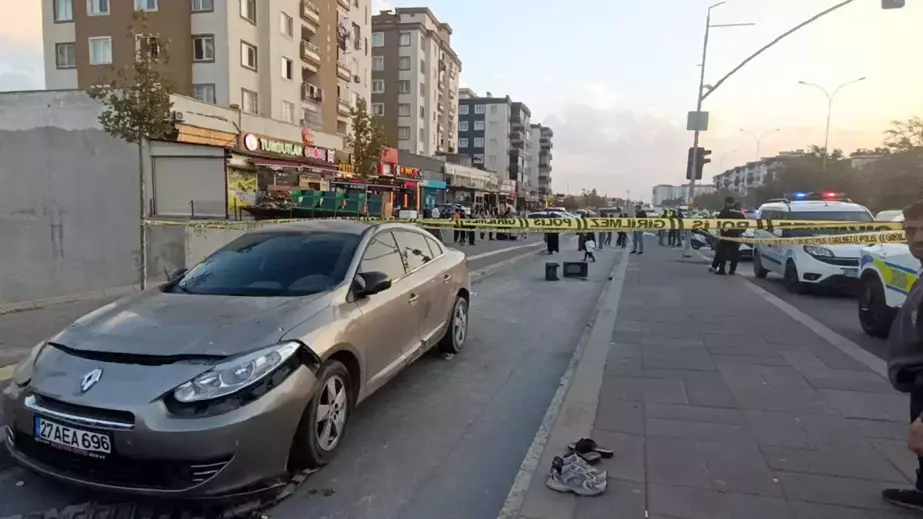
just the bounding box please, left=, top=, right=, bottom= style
left=715, top=270, right=726, bottom=276
left=630, top=251, right=637, bottom=255
left=883, top=487, right=923, bottom=512
left=708, top=267, right=715, bottom=273
left=568, top=438, right=614, bottom=463
left=728, top=271, right=736, bottom=276
left=546, top=454, right=607, bottom=496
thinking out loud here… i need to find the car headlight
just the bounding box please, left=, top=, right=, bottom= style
left=804, top=245, right=834, bottom=258
left=12, top=342, right=46, bottom=387
left=173, top=341, right=301, bottom=403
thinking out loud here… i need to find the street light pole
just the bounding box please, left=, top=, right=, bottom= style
left=739, top=128, right=781, bottom=161
left=797, top=77, right=865, bottom=171
left=719, top=149, right=737, bottom=170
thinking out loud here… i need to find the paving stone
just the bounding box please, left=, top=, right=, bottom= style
left=700, top=333, right=768, bottom=347
left=594, top=398, right=644, bottom=435
left=683, top=378, right=739, bottom=408
left=820, top=389, right=908, bottom=422
left=646, top=437, right=711, bottom=489
left=647, top=483, right=794, bottom=519
left=646, top=417, right=753, bottom=443
left=598, top=376, right=689, bottom=404
left=731, top=385, right=834, bottom=415
left=776, top=471, right=904, bottom=511
left=701, top=440, right=783, bottom=497
left=794, top=413, right=866, bottom=445
left=573, top=477, right=645, bottom=519
left=640, top=336, right=706, bottom=347
left=718, top=364, right=811, bottom=388
left=806, top=375, right=896, bottom=394
left=606, top=342, right=642, bottom=359
left=589, top=430, right=645, bottom=483
left=643, top=368, right=725, bottom=382
left=744, top=410, right=813, bottom=448
left=707, top=345, right=781, bottom=358
left=603, top=355, right=643, bottom=377
left=643, top=354, right=717, bottom=371
left=869, top=438, right=918, bottom=484
left=847, top=418, right=910, bottom=440
left=805, top=346, right=874, bottom=371
left=642, top=345, right=711, bottom=359
left=645, top=403, right=745, bottom=425
left=613, top=320, right=644, bottom=333
left=761, top=442, right=909, bottom=482
left=790, top=500, right=919, bottom=519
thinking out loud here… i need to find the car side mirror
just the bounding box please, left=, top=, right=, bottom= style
left=354, top=271, right=392, bottom=297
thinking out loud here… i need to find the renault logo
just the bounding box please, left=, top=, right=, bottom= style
left=80, top=368, right=103, bottom=393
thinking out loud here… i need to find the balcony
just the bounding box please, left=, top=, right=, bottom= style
left=337, top=97, right=352, bottom=116
left=509, top=129, right=523, bottom=143
left=437, top=103, right=444, bottom=113
left=337, top=0, right=349, bottom=9
left=300, top=0, right=320, bottom=26
left=336, top=58, right=351, bottom=81
left=301, top=41, right=320, bottom=65
left=302, top=82, right=322, bottom=104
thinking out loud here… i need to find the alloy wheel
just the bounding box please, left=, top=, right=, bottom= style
left=453, top=301, right=468, bottom=349
left=315, top=375, right=348, bottom=452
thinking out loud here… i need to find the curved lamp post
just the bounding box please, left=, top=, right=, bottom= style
left=797, top=77, right=866, bottom=171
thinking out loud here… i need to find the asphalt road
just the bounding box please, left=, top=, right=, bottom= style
left=0, top=236, right=619, bottom=519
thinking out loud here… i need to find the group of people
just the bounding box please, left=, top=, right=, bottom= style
left=657, top=209, right=685, bottom=248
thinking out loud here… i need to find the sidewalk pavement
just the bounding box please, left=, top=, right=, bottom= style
left=512, top=240, right=919, bottom=519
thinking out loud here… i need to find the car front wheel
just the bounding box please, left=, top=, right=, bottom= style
left=784, top=261, right=808, bottom=294
left=753, top=250, right=769, bottom=279
left=289, top=359, right=352, bottom=470
left=439, top=295, right=469, bottom=354
left=859, top=273, right=894, bottom=338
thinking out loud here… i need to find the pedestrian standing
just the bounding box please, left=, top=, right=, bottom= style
left=881, top=199, right=923, bottom=512
left=710, top=196, right=745, bottom=275
left=430, top=204, right=442, bottom=241
left=658, top=209, right=669, bottom=246
left=583, top=234, right=597, bottom=262
left=453, top=208, right=463, bottom=245
left=616, top=212, right=629, bottom=248
left=674, top=209, right=685, bottom=248
left=630, top=204, right=647, bottom=255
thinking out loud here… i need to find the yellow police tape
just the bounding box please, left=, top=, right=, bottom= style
left=716, top=230, right=906, bottom=246
left=145, top=217, right=904, bottom=233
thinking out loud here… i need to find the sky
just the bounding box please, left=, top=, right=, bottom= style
left=3, top=0, right=921, bottom=202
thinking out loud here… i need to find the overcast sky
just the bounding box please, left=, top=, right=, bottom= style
left=3, top=0, right=921, bottom=201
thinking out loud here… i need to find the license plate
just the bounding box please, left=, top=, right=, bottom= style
left=843, top=268, right=859, bottom=278
left=34, top=417, right=112, bottom=458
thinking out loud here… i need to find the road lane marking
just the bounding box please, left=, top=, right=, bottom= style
left=465, top=241, right=544, bottom=261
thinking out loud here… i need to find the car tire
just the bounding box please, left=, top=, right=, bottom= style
left=753, top=250, right=769, bottom=279
left=784, top=261, right=808, bottom=294
left=289, top=359, right=353, bottom=470
left=438, top=295, right=469, bottom=354
left=859, top=273, right=894, bottom=338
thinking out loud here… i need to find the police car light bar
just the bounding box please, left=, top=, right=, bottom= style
left=784, top=192, right=850, bottom=202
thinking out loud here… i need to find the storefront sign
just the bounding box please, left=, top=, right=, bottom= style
left=422, top=179, right=447, bottom=189
left=242, top=133, right=336, bottom=163
left=397, top=166, right=421, bottom=179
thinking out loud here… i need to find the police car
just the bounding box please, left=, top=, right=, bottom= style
left=857, top=214, right=920, bottom=337
left=751, top=192, right=875, bottom=293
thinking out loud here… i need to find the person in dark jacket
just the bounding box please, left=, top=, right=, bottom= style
left=616, top=212, right=629, bottom=248
left=630, top=204, right=647, bottom=254
left=710, top=196, right=745, bottom=275
left=882, top=199, right=923, bottom=511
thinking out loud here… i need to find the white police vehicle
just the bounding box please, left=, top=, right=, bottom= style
left=751, top=192, right=875, bottom=293
left=857, top=213, right=920, bottom=337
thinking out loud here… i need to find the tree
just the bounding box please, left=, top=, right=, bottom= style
left=346, top=104, right=388, bottom=180
left=693, top=190, right=738, bottom=211
left=661, top=197, right=686, bottom=207
left=883, top=116, right=923, bottom=152
left=87, top=12, right=174, bottom=290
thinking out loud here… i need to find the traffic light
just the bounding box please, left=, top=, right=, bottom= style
left=685, top=147, right=712, bottom=180
left=882, top=0, right=905, bottom=8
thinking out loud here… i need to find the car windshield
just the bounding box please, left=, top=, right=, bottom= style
left=170, top=231, right=361, bottom=297
left=785, top=211, right=874, bottom=237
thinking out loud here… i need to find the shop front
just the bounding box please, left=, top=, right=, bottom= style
left=421, top=179, right=447, bottom=207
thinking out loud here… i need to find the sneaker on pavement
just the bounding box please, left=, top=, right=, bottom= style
left=882, top=488, right=923, bottom=511
left=546, top=457, right=607, bottom=496
left=561, top=453, right=608, bottom=479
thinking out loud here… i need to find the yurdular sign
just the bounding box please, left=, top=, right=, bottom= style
left=243, top=133, right=336, bottom=163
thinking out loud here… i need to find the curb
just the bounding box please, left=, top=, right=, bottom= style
left=497, top=251, right=630, bottom=519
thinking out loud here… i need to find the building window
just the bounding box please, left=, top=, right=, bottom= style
left=419, top=128, right=425, bottom=142
left=474, top=138, right=484, bottom=148
left=88, top=36, right=112, bottom=65
left=420, top=59, right=426, bottom=72
left=241, top=89, right=258, bottom=114
left=134, top=0, right=157, bottom=11
left=372, top=32, right=384, bottom=47
left=459, top=105, right=469, bottom=115
left=399, top=33, right=411, bottom=46
left=280, top=12, right=293, bottom=37
left=474, top=121, right=485, bottom=131
left=241, top=41, right=258, bottom=70
left=240, top=0, right=256, bottom=23
left=372, top=103, right=384, bottom=116
left=54, top=0, right=73, bottom=22
left=193, top=83, right=215, bottom=103
left=459, top=138, right=468, bottom=148
left=490, top=104, right=498, bottom=114
left=192, top=35, right=214, bottom=62
left=191, top=0, right=213, bottom=12
left=398, top=127, right=410, bottom=140
left=372, top=79, right=384, bottom=93
left=399, top=104, right=410, bottom=117
left=372, top=56, right=383, bottom=71
left=398, top=57, right=410, bottom=70
left=474, top=154, right=484, bottom=163
left=282, top=101, right=295, bottom=123
left=87, top=0, right=109, bottom=16
left=419, top=106, right=424, bottom=118
left=281, top=57, right=293, bottom=80
left=459, top=121, right=468, bottom=131
left=55, top=43, right=76, bottom=69
left=474, top=104, right=485, bottom=114
left=398, top=80, right=410, bottom=94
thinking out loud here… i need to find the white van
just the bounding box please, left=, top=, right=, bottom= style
left=858, top=213, right=920, bottom=337
left=751, top=193, right=875, bottom=293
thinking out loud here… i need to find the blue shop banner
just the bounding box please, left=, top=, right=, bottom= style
left=422, top=179, right=447, bottom=189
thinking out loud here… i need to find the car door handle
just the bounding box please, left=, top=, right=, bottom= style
left=408, top=294, right=419, bottom=304
left=443, top=274, right=452, bottom=283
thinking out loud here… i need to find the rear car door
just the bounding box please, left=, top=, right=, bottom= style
left=356, top=231, right=416, bottom=385
left=392, top=230, right=443, bottom=350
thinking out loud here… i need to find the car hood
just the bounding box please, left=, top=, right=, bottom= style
left=48, top=289, right=333, bottom=357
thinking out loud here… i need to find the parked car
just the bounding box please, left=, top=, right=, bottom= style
left=1, top=220, right=471, bottom=498
left=858, top=214, right=919, bottom=337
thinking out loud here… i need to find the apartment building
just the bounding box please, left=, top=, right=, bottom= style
left=651, top=184, right=716, bottom=206
left=711, top=150, right=808, bottom=197
left=370, top=8, right=461, bottom=156
left=42, top=0, right=370, bottom=137
left=537, top=125, right=553, bottom=197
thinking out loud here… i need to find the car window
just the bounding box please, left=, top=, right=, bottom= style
left=394, top=230, right=435, bottom=272
left=424, top=235, right=443, bottom=257
left=359, top=232, right=407, bottom=280
left=787, top=211, right=874, bottom=237
left=173, top=231, right=360, bottom=297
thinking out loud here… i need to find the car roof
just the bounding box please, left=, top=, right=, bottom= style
left=757, top=200, right=869, bottom=212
